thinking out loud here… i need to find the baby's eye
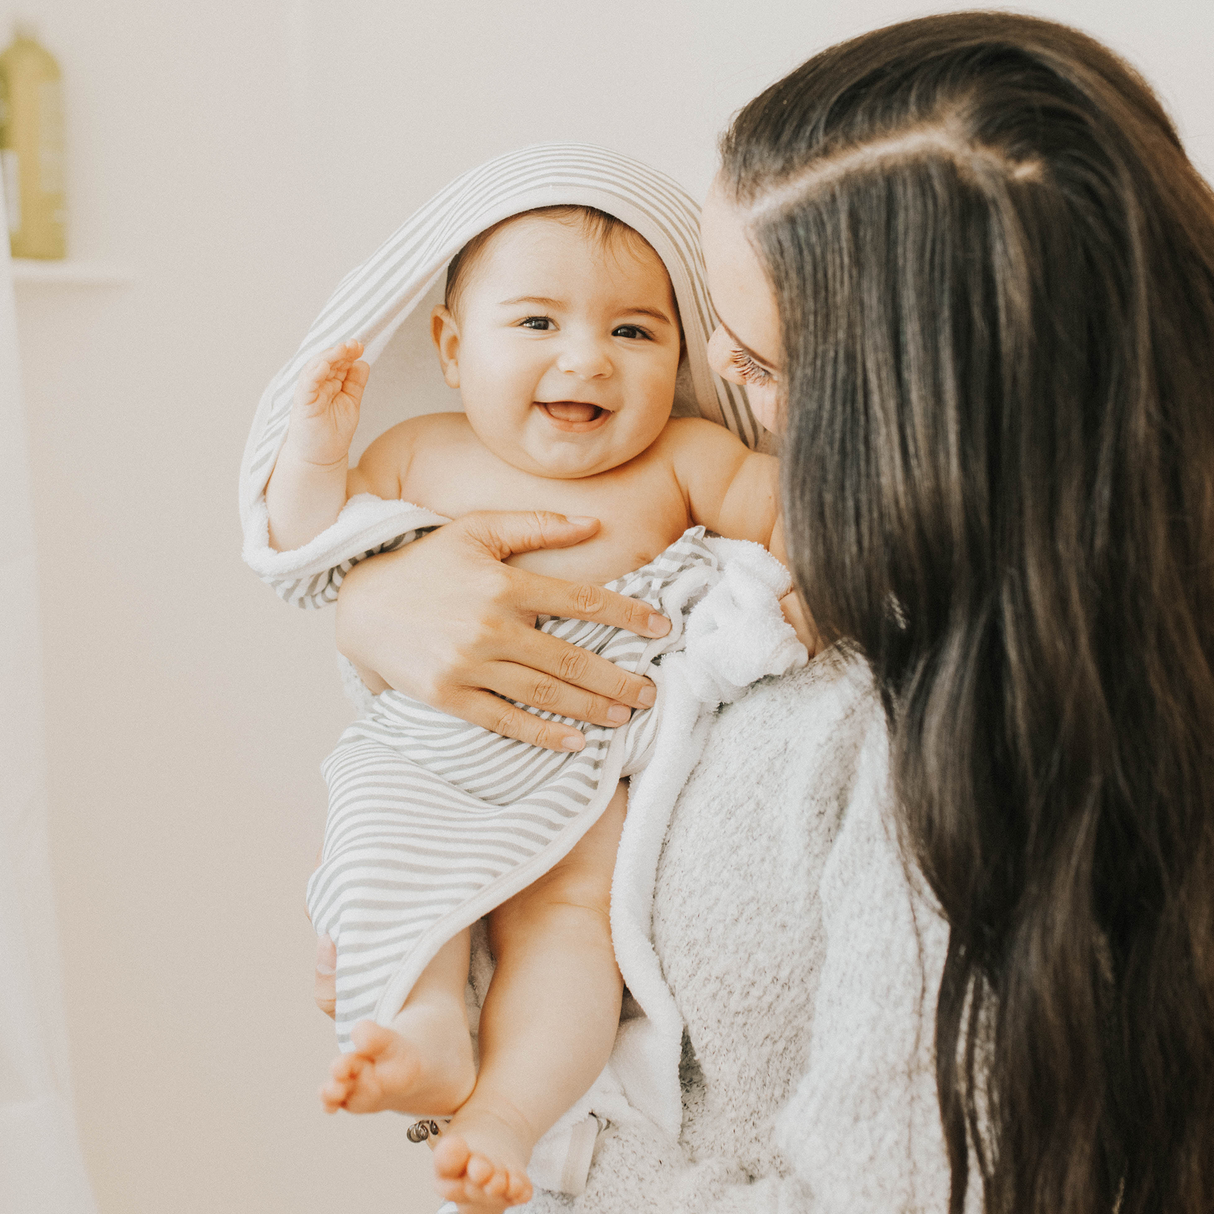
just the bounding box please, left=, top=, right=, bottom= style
left=612, top=325, right=651, bottom=340
left=521, top=316, right=555, bottom=330
left=730, top=348, right=775, bottom=387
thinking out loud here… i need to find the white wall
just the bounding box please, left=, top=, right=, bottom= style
left=4, top=2, right=1210, bottom=1213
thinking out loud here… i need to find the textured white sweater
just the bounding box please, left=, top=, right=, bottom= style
left=524, top=650, right=968, bottom=1213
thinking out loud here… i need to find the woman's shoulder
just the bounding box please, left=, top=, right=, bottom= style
left=714, top=648, right=881, bottom=778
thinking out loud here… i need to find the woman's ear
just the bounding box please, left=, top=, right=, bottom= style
left=431, top=305, right=461, bottom=389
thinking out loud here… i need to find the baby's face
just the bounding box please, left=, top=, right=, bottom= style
left=432, top=215, right=682, bottom=479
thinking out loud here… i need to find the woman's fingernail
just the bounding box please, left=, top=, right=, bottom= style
left=648, top=613, right=671, bottom=637
left=566, top=516, right=597, bottom=526
left=637, top=685, right=657, bottom=708
left=561, top=733, right=586, bottom=751
left=316, top=962, right=336, bottom=976
left=607, top=704, right=630, bottom=724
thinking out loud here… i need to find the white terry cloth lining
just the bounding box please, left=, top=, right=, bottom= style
left=238, top=143, right=758, bottom=607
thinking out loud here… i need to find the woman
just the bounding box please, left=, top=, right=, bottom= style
left=324, top=13, right=1214, bottom=1212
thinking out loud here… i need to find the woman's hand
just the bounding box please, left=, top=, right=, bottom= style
left=335, top=511, right=671, bottom=752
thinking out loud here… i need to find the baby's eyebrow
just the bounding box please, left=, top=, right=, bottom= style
left=499, top=295, right=565, bottom=309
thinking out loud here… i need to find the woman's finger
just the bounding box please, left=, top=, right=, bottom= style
left=482, top=657, right=647, bottom=729
left=510, top=567, right=670, bottom=639
left=444, top=688, right=591, bottom=752
left=456, top=511, right=668, bottom=636
left=503, top=628, right=659, bottom=710
left=457, top=508, right=605, bottom=560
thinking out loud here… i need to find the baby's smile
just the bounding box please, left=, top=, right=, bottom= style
left=536, top=400, right=614, bottom=432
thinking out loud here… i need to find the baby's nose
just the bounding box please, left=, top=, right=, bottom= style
left=556, top=337, right=612, bottom=378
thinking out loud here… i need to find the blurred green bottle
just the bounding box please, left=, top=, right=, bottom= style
left=0, top=23, right=66, bottom=259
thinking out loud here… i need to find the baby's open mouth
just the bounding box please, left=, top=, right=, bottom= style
left=537, top=401, right=612, bottom=430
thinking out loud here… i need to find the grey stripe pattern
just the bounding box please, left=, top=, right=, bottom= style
left=306, top=529, right=718, bottom=1046
left=271, top=527, right=436, bottom=609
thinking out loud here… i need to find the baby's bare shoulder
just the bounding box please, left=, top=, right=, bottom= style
left=352, top=411, right=474, bottom=494
left=381, top=409, right=471, bottom=445
left=361, top=410, right=470, bottom=460
left=655, top=416, right=750, bottom=465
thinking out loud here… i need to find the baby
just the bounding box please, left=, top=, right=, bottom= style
left=267, top=204, right=794, bottom=1211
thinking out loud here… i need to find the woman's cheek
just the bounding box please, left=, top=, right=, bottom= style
left=706, top=326, right=734, bottom=379
left=748, top=384, right=781, bottom=433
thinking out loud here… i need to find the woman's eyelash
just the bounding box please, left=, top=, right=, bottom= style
left=730, top=348, right=774, bottom=386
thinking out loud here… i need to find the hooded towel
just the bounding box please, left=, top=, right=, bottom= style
left=238, top=143, right=759, bottom=605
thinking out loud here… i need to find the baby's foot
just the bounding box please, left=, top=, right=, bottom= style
left=432, top=1106, right=534, bottom=1212
left=320, top=1015, right=475, bottom=1116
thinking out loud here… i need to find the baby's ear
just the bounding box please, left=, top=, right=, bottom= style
left=430, top=305, right=461, bottom=389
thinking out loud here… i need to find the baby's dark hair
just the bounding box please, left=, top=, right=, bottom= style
left=443, top=205, right=668, bottom=320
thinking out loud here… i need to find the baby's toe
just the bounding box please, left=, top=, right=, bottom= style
left=432, top=1170, right=483, bottom=1209
left=349, top=1019, right=393, bottom=1057
left=506, top=1172, right=533, bottom=1203
left=432, top=1134, right=473, bottom=1180
left=434, top=1175, right=478, bottom=1205
left=464, top=1152, right=495, bottom=1187
left=330, top=1051, right=359, bottom=1081
left=481, top=1167, right=509, bottom=1199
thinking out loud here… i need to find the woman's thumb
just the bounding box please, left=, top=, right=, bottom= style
left=459, top=511, right=600, bottom=560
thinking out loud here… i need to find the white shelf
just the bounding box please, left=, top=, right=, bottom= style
left=10, top=259, right=134, bottom=285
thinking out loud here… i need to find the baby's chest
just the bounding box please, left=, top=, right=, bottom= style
left=422, top=461, right=690, bottom=583
left=504, top=493, right=690, bottom=583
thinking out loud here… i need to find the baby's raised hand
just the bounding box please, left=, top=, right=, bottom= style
left=288, top=339, right=370, bottom=466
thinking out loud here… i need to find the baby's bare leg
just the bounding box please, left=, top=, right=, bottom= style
left=433, top=780, right=628, bottom=1211
left=321, top=927, right=476, bottom=1117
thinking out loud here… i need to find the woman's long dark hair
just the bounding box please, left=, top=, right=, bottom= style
left=722, top=13, right=1214, bottom=1213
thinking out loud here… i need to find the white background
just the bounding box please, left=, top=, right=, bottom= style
left=3, top=2, right=1211, bottom=1212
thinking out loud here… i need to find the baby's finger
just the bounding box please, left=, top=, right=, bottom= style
left=315, top=338, right=364, bottom=365
left=345, top=359, right=371, bottom=390
left=444, top=688, right=587, bottom=752
left=304, top=341, right=363, bottom=384
left=298, top=355, right=333, bottom=393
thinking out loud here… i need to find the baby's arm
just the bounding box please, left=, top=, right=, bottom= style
left=265, top=340, right=372, bottom=551
left=668, top=419, right=820, bottom=652
left=667, top=416, right=779, bottom=546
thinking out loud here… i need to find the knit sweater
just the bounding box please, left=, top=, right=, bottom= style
left=524, top=649, right=968, bottom=1213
